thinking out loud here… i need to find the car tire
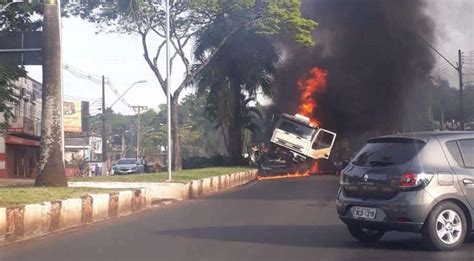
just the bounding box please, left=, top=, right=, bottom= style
left=422, top=201, right=467, bottom=251
left=346, top=224, right=385, bottom=243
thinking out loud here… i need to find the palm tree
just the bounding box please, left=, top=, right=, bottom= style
left=195, top=25, right=279, bottom=164
left=35, top=0, right=67, bottom=187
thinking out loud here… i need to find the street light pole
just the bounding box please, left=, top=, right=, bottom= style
left=165, top=0, right=172, bottom=181
left=132, top=105, right=148, bottom=159
left=109, top=80, right=147, bottom=109
left=102, top=75, right=107, bottom=167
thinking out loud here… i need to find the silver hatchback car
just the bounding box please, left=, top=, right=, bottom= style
left=337, top=132, right=474, bottom=251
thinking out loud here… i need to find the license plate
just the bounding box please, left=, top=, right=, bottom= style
left=354, top=207, right=377, bottom=219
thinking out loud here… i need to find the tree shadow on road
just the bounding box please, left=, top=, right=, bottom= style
left=160, top=224, right=474, bottom=253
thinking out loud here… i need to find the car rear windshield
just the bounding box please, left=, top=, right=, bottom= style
left=117, top=159, right=136, bottom=165
left=351, top=137, right=426, bottom=167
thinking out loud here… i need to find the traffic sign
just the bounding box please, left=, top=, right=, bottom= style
left=0, top=31, right=42, bottom=65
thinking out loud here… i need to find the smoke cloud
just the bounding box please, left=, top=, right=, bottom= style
left=272, top=0, right=436, bottom=148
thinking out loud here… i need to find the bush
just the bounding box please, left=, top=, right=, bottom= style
left=182, top=155, right=228, bottom=169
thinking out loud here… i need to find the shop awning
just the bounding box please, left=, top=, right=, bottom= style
left=5, top=135, right=40, bottom=147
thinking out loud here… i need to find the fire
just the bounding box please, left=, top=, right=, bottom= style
left=257, top=170, right=311, bottom=181
left=257, top=161, right=320, bottom=181
left=297, top=67, right=328, bottom=126
left=258, top=67, right=327, bottom=181
left=297, top=67, right=326, bottom=176
left=310, top=161, right=319, bottom=174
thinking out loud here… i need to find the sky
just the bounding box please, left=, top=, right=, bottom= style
left=26, top=0, right=474, bottom=115
left=27, top=17, right=189, bottom=115
left=429, top=0, right=474, bottom=86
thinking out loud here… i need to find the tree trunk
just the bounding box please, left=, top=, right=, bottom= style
left=228, top=83, right=243, bottom=165
left=220, top=124, right=230, bottom=155
left=228, top=124, right=242, bottom=165
left=170, top=97, right=182, bottom=171
left=35, top=1, right=67, bottom=187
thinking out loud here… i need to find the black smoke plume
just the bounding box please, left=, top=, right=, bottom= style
left=273, top=0, right=436, bottom=150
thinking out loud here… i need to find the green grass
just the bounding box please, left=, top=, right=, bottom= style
left=70, top=166, right=253, bottom=183
left=0, top=187, right=121, bottom=207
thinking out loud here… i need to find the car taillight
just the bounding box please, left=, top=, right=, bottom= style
left=400, top=172, right=434, bottom=190
left=400, top=172, right=417, bottom=188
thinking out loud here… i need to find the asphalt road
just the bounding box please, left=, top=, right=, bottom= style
left=1, top=175, right=473, bottom=261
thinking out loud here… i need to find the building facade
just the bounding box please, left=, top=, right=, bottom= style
left=0, top=76, right=42, bottom=178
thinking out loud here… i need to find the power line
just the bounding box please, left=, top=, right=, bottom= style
left=433, top=56, right=458, bottom=69
left=64, top=64, right=134, bottom=111
left=105, top=81, right=133, bottom=110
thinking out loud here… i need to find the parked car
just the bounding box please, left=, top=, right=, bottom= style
left=112, top=158, right=144, bottom=175
left=337, top=131, right=474, bottom=251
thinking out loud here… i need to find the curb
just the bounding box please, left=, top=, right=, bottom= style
left=0, top=169, right=257, bottom=246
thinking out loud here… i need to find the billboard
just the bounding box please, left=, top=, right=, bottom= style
left=64, top=101, right=82, bottom=133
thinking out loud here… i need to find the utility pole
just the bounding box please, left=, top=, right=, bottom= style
left=458, top=50, right=464, bottom=130
left=416, top=34, right=465, bottom=130
left=101, top=75, right=107, bottom=170
left=132, top=106, right=148, bottom=159
left=121, top=129, right=126, bottom=158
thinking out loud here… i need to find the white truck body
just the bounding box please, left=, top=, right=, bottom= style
left=270, top=113, right=337, bottom=161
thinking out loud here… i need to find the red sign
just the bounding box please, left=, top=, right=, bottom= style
left=5, top=135, right=40, bottom=147
left=7, top=127, right=23, bottom=133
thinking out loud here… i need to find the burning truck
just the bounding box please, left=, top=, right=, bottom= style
left=252, top=67, right=338, bottom=179
left=256, top=113, right=337, bottom=178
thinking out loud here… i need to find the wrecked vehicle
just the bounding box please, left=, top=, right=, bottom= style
left=258, top=113, right=337, bottom=176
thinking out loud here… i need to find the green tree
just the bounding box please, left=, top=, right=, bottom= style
left=66, top=0, right=316, bottom=169
left=0, top=1, right=42, bottom=31
left=194, top=14, right=294, bottom=163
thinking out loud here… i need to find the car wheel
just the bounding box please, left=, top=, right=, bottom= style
left=346, top=224, right=385, bottom=243
left=422, top=201, right=467, bottom=251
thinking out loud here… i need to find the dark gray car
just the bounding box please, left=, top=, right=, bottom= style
left=113, top=158, right=144, bottom=175
left=337, top=131, right=474, bottom=251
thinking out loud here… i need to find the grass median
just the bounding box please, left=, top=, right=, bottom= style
left=70, top=166, right=253, bottom=183
left=0, top=187, right=122, bottom=208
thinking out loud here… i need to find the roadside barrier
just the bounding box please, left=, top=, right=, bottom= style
left=0, top=169, right=257, bottom=246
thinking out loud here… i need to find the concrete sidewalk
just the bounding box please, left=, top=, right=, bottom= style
left=0, top=179, right=35, bottom=188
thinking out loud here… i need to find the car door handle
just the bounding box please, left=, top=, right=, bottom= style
left=463, top=179, right=474, bottom=185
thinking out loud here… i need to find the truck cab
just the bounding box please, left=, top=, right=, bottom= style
left=270, top=113, right=337, bottom=162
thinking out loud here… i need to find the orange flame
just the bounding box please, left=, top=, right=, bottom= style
left=257, top=170, right=311, bottom=181
left=258, top=67, right=327, bottom=180
left=310, top=161, right=319, bottom=174
left=298, top=67, right=326, bottom=176
left=297, top=67, right=328, bottom=126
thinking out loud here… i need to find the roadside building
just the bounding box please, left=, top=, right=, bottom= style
left=64, top=135, right=103, bottom=163
left=63, top=101, right=107, bottom=177
left=0, top=76, right=42, bottom=178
